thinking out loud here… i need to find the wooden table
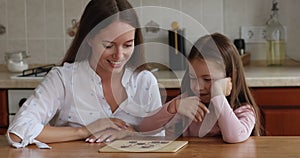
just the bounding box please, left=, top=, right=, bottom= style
left=1, top=135, right=300, bottom=158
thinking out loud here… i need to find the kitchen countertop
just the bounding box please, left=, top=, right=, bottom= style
left=155, top=65, right=300, bottom=88
left=243, top=65, right=300, bottom=87
left=0, top=72, right=41, bottom=89
left=1, top=65, right=300, bottom=89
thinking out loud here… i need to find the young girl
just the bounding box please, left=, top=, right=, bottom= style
left=140, top=33, right=262, bottom=143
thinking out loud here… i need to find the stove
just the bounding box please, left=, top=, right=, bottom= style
left=8, top=89, right=34, bottom=123
left=10, top=64, right=55, bottom=79
left=8, top=64, right=56, bottom=123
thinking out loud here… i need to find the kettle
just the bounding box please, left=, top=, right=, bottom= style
left=5, top=51, right=30, bottom=72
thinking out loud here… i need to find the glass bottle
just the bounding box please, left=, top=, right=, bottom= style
left=265, top=0, right=286, bottom=66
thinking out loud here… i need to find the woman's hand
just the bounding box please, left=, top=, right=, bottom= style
left=84, top=118, right=128, bottom=137
left=85, top=126, right=136, bottom=143
left=211, top=77, right=232, bottom=97
left=168, top=96, right=210, bottom=122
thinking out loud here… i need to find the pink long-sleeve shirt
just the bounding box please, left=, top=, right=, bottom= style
left=139, top=95, right=256, bottom=143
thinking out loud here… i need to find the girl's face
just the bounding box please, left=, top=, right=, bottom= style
left=189, top=58, right=225, bottom=104
left=88, top=21, right=135, bottom=74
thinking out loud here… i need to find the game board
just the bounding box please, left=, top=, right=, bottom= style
left=99, top=140, right=188, bottom=153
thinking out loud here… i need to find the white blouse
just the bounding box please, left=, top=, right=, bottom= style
left=7, top=60, right=162, bottom=148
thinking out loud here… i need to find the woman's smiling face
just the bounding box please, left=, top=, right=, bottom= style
left=88, top=21, right=135, bottom=74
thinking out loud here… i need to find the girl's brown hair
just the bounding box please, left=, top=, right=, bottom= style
left=61, top=0, right=147, bottom=71
left=181, top=33, right=263, bottom=136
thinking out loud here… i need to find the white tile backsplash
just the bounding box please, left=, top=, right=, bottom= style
left=26, top=0, right=45, bottom=39
left=202, top=0, right=223, bottom=33
left=139, top=0, right=223, bottom=65
left=7, top=39, right=26, bottom=53
left=0, top=40, right=6, bottom=63
left=45, top=39, right=65, bottom=64
left=64, top=0, right=84, bottom=30
left=45, top=0, right=64, bottom=38
left=0, top=0, right=7, bottom=40
left=7, top=0, right=26, bottom=39
left=27, top=39, right=46, bottom=63
left=285, top=0, right=300, bottom=61
left=224, top=0, right=245, bottom=39
left=0, top=0, right=299, bottom=65
left=181, top=0, right=203, bottom=26
left=223, top=0, right=300, bottom=61
left=159, top=0, right=181, bottom=10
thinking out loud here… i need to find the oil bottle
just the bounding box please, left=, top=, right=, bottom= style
left=265, top=0, right=286, bottom=66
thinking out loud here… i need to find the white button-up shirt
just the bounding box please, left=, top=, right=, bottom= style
left=7, top=60, right=162, bottom=148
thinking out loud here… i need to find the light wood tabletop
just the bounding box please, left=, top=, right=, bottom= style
left=1, top=135, right=300, bottom=158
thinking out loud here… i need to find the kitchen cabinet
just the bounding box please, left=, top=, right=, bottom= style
left=0, top=89, right=8, bottom=135
left=160, top=88, right=181, bottom=104
left=251, top=87, right=300, bottom=136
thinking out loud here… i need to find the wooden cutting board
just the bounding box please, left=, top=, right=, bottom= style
left=99, top=140, right=188, bottom=153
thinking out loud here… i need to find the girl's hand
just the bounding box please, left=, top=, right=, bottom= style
left=84, top=118, right=128, bottom=137
left=85, top=126, right=136, bottom=143
left=211, top=77, right=232, bottom=97
left=168, top=96, right=210, bottom=122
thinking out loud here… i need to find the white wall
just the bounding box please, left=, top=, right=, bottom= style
left=129, top=0, right=223, bottom=65
left=0, top=0, right=299, bottom=65
left=223, top=0, right=300, bottom=62
left=0, top=0, right=89, bottom=64
left=130, top=0, right=300, bottom=64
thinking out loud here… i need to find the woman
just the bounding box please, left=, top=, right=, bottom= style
left=7, top=0, right=162, bottom=148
